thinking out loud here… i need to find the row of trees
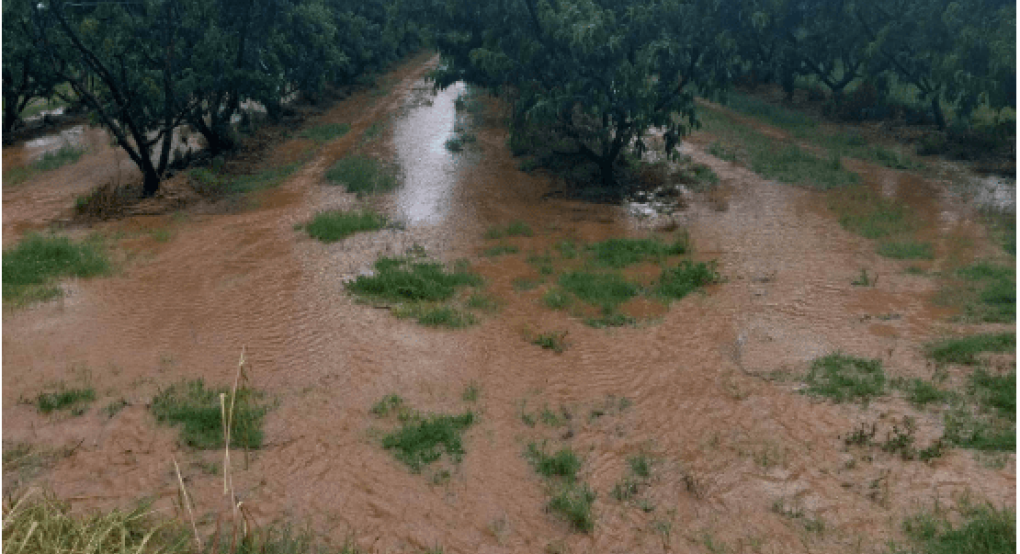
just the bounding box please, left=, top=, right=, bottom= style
left=3, top=0, right=431, bottom=195
left=431, top=0, right=1013, bottom=191
left=724, top=0, right=1015, bottom=128
left=3, top=0, right=1014, bottom=195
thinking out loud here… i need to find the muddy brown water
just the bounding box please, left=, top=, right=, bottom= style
left=3, top=55, right=1015, bottom=554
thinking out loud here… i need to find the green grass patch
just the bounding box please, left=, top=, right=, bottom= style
left=901, top=505, right=1015, bottom=554
left=484, top=244, right=519, bottom=257
left=628, top=455, right=651, bottom=478
left=555, top=240, right=579, bottom=259
left=831, top=187, right=915, bottom=239
left=3, top=166, right=38, bottom=187
left=584, top=313, right=636, bottom=328
left=750, top=146, right=858, bottom=190
left=707, top=141, right=737, bottom=162
left=393, top=304, right=477, bottom=328
left=542, top=288, right=573, bottom=310
left=347, top=257, right=482, bottom=304
left=150, top=380, right=267, bottom=449
left=877, top=240, right=935, bottom=260
left=586, top=237, right=687, bottom=269
left=926, top=333, right=1015, bottom=366
left=227, top=163, right=301, bottom=194
left=485, top=221, right=533, bottom=239
left=953, top=262, right=1015, bottom=323
left=557, top=271, right=639, bottom=312
left=466, top=293, right=500, bottom=312
left=299, top=123, right=350, bottom=143
left=548, top=483, right=596, bottom=533
left=970, top=369, right=1016, bottom=420
left=37, top=387, right=95, bottom=415
left=512, top=277, right=542, bottom=291
left=302, top=209, right=386, bottom=243
left=894, top=378, right=954, bottom=407
left=804, top=353, right=885, bottom=402
left=326, top=156, right=399, bottom=195
left=722, top=92, right=817, bottom=134
left=532, top=331, right=568, bottom=353
left=527, top=443, right=582, bottom=480
left=656, top=261, right=720, bottom=301
left=381, top=411, right=475, bottom=472
left=32, top=144, right=86, bottom=172
left=3, top=233, right=111, bottom=306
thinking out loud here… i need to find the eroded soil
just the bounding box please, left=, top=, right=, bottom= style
left=2, top=55, right=1015, bottom=553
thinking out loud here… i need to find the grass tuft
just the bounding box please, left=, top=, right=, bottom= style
left=150, top=380, right=267, bottom=449
left=902, top=505, right=1015, bottom=554
left=302, top=210, right=386, bottom=243
left=557, top=271, right=639, bottom=312
left=485, top=221, right=533, bottom=239
left=527, top=444, right=582, bottom=480
left=299, top=123, right=350, bottom=143
left=547, top=483, right=596, bottom=533
left=381, top=412, right=475, bottom=472
left=3, top=233, right=111, bottom=306
left=877, top=240, right=935, bottom=260
left=656, top=261, right=720, bottom=301
left=484, top=244, right=519, bottom=257
left=804, top=353, right=885, bottom=403
left=347, top=257, right=482, bottom=304
left=532, top=331, right=568, bottom=353
left=586, top=237, right=687, bottom=269
left=926, top=333, right=1015, bottom=366
left=37, top=387, right=95, bottom=415
left=326, top=156, right=399, bottom=195
left=33, top=144, right=86, bottom=172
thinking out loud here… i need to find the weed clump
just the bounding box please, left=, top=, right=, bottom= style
left=299, top=123, right=350, bottom=143
left=548, top=484, right=596, bottom=533
left=656, top=261, right=720, bottom=301
left=347, top=257, right=482, bottom=304
left=302, top=209, right=386, bottom=243
left=532, top=331, right=568, bottom=353
left=557, top=271, right=639, bottom=312
left=485, top=221, right=533, bottom=239
left=877, top=240, right=935, bottom=260
left=381, top=411, right=475, bottom=472
left=37, top=387, right=96, bottom=415
left=3, top=233, right=111, bottom=306
left=901, top=505, right=1015, bottom=554
left=326, top=156, right=399, bottom=195
left=527, top=444, right=581, bottom=480
left=586, top=237, right=687, bottom=269
left=805, top=353, right=885, bottom=403
left=953, top=262, right=1015, bottom=323
left=150, top=380, right=267, bottom=449
left=926, top=333, right=1015, bottom=366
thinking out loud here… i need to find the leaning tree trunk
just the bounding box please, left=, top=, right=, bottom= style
left=930, top=95, right=946, bottom=131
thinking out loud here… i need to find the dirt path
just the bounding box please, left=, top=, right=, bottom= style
left=3, top=55, right=1014, bottom=554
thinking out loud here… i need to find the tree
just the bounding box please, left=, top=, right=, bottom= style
left=2, top=0, right=65, bottom=135
left=33, top=0, right=195, bottom=196
left=434, top=0, right=735, bottom=192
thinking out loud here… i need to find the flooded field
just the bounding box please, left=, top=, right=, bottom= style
left=2, top=55, right=1015, bottom=553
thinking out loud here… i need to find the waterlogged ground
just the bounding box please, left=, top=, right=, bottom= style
left=2, top=55, right=1015, bottom=553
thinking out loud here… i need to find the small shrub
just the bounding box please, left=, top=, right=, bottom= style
left=805, top=353, right=885, bottom=402
left=37, top=387, right=95, bottom=415
left=303, top=210, right=386, bottom=243
left=382, top=412, right=475, bottom=472
left=150, top=380, right=267, bottom=449
left=877, top=240, right=935, bottom=260
left=326, top=156, right=399, bottom=195
left=299, top=123, right=351, bottom=143
left=926, top=333, right=1015, bottom=366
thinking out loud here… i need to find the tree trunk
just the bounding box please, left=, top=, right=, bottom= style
left=142, top=167, right=161, bottom=197
left=931, top=95, right=946, bottom=130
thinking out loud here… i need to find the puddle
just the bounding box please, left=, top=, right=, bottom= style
left=392, top=81, right=466, bottom=226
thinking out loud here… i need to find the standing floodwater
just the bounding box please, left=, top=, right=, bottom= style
left=392, top=81, right=465, bottom=225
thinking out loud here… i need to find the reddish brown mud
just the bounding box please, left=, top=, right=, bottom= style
left=3, top=54, right=1014, bottom=554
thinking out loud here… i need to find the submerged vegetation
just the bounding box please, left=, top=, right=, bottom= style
left=326, top=156, right=400, bottom=195
left=301, top=210, right=387, bottom=243
left=151, top=380, right=268, bottom=449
